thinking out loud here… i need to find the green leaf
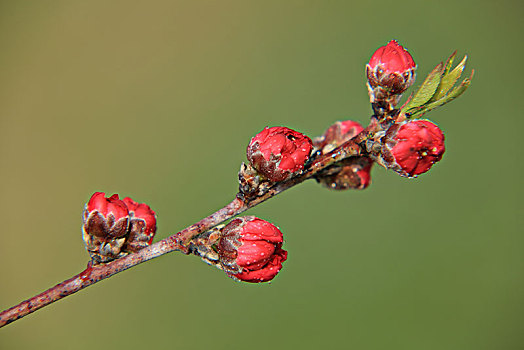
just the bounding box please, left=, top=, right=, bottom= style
left=433, top=70, right=473, bottom=106
left=402, top=62, right=444, bottom=112
left=430, top=55, right=467, bottom=102
left=406, top=70, right=474, bottom=118
left=443, top=50, right=457, bottom=75
left=399, top=91, right=414, bottom=110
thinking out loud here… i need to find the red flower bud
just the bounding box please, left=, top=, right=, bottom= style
left=338, top=120, right=364, bottom=136
left=82, top=192, right=157, bottom=263
left=247, top=126, right=313, bottom=182
left=314, top=120, right=364, bottom=154
left=380, top=120, right=445, bottom=177
left=369, top=40, right=416, bottom=75
left=123, top=197, right=157, bottom=250
left=366, top=40, right=416, bottom=102
left=84, top=192, right=129, bottom=238
left=82, top=192, right=130, bottom=263
left=217, top=216, right=288, bottom=283
left=317, top=157, right=373, bottom=190
left=313, top=120, right=373, bottom=190
left=356, top=162, right=372, bottom=188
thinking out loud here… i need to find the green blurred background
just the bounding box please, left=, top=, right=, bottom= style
left=1, top=1, right=522, bottom=349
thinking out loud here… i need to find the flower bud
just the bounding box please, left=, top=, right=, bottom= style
left=378, top=119, right=445, bottom=177
left=82, top=192, right=130, bottom=263
left=366, top=40, right=416, bottom=109
left=313, top=120, right=373, bottom=190
left=82, top=192, right=157, bottom=263
left=122, top=197, right=157, bottom=252
left=217, top=216, right=288, bottom=283
left=314, top=120, right=364, bottom=154
left=247, top=126, right=313, bottom=182
left=317, top=157, right=372, bottom=190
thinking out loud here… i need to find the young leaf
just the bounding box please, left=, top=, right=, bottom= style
left=407, top=70, right=474, bottom=118
left=431, top=55, right=467, bottom=102
left=443, top=50, right=457, bottom=75
left=402, top=62, right=444, bottom=112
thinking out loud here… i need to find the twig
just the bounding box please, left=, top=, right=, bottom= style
left=0, top=122, right=375, bottom=328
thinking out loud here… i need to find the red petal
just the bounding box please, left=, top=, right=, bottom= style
left=122, top=197, right=140, bottom=211
left=236, top=240, right=275, bottom=269
left=133, top=203, right=157, bottom=234
left=87, top=192, right=108, bottom=213
left=278, top=155, right=296, bottom=171
left=339, top=120, right=363, bottom=137
left=241, top=219, right=283, bottom=243
left=234, top=248, right=288, bottom=283
left=106, top=197, right=129, bottom=221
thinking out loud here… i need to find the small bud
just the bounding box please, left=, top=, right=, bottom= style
left=82, top=192, right=157, bottom=263
left=314, top=120, right=364, bottom=154
left=366, top=40, right=416, bottom=109
left=217, top=216, right=288, bottom=283
left=378, top=119, right=445, bottom=177
left=369, top=40, right=416, bottom=76
left=313, top=120, right=373, bottom=190
left=82, top=192, right=130, bottom=263
left=247, top=126, right=313, bottom=182
left=122, top=197, right=157, bottom=252
left=317, top=157, right=373, bottom=190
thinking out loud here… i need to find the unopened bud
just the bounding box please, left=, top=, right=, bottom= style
left=317, top=157, right=372, bottom=190
left=82, top=192, right=157, bottom=263
left=366, top=40, right=416, bottom=109
left=377, top=119, right=445, bottom=177
left=122, top=197, right=157, bottom=252
left=82, top=192, right=130, bottom=263
left=314, top=120, right=373, bottom=190
left=247, top=126, right=313, bottom=182
left=314, top=120, right=364, bottom=154
left=217, top=216, right=288, bottom=283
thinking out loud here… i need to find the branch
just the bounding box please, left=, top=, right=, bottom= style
left=0, top=122, right=374, bottom=328
left=0, top=238, right=178, bottom=327
left=1, top=39, right=473, bottom=328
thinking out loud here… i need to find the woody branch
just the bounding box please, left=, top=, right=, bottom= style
left=0, top=40, right=472, bottom=328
